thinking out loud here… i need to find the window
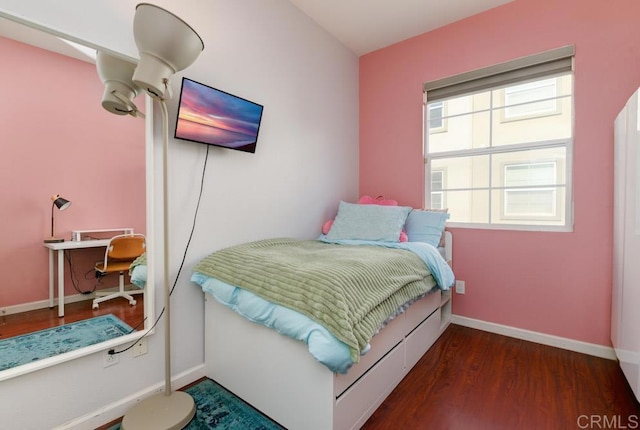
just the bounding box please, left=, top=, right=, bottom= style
left=428, top=101, right=445, bottom=131
left=431, top=170, right=445, bottom=209
left=423, top=46, right=574, bottom=230
left=503, top=78, right=559, bottom=120
left=503, top=162, right=557, bottom=219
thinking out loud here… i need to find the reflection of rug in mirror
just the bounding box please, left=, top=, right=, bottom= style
left=0, top=314, right=133, bottom=371
left=108, top=378, right=285, bottom=430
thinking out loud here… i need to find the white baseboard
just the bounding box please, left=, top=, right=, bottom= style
left=452, top=315, right=617, bottom=360
left=55, top=363, right=206, bottom=430
left=0, top=294, right=92, bottom=316
left=0, top=286, right=139, bottom=316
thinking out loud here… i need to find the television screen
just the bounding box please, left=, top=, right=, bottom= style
left=174, top=78, right=264, bottom=153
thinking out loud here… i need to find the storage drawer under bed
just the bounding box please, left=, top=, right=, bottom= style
left=334, top=290, right=441, bottom=396
left=334, top=341, right=405, bottom=430
left=406, top=307, right=441, bottom=370
left=333, top=299, right=443, bottom=429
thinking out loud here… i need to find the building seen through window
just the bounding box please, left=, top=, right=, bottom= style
left=424, top=70, right=573, bottom=230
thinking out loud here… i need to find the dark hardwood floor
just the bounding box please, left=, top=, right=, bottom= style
left=99, top=323, right=639, bottom=430
left=362, top=324, right=640, bottom=430
left=0, top=294, right=145, bottom=340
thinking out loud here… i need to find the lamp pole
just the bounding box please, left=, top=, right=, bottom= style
left=121, top=90, right=195, bottom=430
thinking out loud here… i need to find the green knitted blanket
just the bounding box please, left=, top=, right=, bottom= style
left=129, top=252, right=146, bottom=274
left=193, top=238, right=435, bottom=363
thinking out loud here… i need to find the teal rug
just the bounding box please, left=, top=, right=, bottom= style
left=109, top=378, right=284, bottom=429
left=0, top=314, right=133, bottom=371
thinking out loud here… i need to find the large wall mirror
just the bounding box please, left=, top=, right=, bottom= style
left=0, top=15, right=154, bottom=380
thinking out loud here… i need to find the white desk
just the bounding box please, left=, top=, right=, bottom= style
left=44, top=239, right=110, bottom=317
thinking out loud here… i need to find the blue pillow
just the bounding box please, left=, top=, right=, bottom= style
left=405, top=210, right=449, bottom=247
left=325, top=201, right=412, bottom=242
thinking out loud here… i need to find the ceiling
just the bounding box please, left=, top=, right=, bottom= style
left=1, top=1, right=515, bottom=60
left=288, top=0, right=515, bottom=55
left=0, top=16, right=96, bottom=63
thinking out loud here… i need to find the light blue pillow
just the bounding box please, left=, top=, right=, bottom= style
left=325, top=201, right=412, bottom=242
left=405, top=210, right=450, bottom=247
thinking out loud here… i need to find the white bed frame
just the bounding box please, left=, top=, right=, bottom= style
left=203, top=231, right=453, bottom=430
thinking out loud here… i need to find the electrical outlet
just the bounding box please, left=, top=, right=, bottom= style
left=132, top=338, right=148, bottom=357
left=104, top=349, right=119, bottom=367
left=455, top=280, right=465, bottom=294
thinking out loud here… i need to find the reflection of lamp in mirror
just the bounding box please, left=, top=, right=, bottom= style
left=44, top=194, right=71, bottom=243
left=98, top=4, right=203, bottom=429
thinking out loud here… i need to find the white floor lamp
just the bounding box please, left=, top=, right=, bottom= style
left=96, top=3, right=204, bottom=429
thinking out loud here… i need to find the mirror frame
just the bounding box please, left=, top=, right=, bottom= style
left=0, top=12, right=156, bottom=382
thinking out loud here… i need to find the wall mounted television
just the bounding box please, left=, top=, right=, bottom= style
left=174, top=77, right=264, bottom=153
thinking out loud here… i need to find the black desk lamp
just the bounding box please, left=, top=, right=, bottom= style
left=44, top=194, right=71, bottom=243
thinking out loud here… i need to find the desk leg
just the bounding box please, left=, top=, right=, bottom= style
left=48, top=249, right=55, bottom=308
left=57, top=249, right=65, bottom=318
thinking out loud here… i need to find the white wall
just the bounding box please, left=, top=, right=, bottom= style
left=0, top=1, right=358, bottom=428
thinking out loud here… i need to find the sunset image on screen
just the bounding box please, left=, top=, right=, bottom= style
left=175, top=79, right=263, bottom=153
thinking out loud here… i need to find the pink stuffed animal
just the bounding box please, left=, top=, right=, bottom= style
left=322, top=195, right=409, bottom=242
left=357, top=195, right=397, bottom=205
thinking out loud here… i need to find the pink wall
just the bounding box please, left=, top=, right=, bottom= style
left=0, top=37, right=146, bottom=307
left=359, top=0, right=640, bottom=346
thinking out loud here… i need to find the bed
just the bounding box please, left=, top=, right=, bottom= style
left=191, top=202, right=454, bottom=430
left=129, top=252, right=147, bottom=289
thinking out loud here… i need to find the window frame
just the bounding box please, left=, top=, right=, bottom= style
left=422, top=47, right=574, bottom=232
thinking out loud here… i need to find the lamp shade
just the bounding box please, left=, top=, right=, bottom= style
left=53, top=195, right=71, bottom=211
left=96, top=51, right=142, bottom=116
left=132, top=3, right=204, bottom=100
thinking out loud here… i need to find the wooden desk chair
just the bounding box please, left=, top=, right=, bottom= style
left=93, top=233, right=146, bottom=309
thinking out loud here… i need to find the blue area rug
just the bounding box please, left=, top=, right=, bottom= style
left=0, top=314, right=133, bottom=371
left=109, top=378, right=284, bottom=430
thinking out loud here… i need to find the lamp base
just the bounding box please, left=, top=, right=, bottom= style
left=44, top=237, right=65, bottom=243
left=121, top=391, right=196, bottom=430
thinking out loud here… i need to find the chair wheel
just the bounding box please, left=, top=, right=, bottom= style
left=92, top=303, right=99, bottom=310
left=129, top=299, right=137, bottom=306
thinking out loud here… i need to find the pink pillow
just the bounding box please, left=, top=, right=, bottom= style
left=323, top=196, right=408, bottom=242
